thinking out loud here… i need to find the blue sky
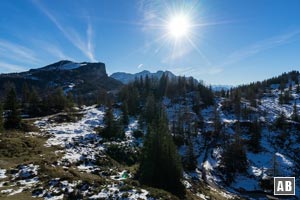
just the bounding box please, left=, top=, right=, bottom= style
left=0, top=0, right=299, bottom=85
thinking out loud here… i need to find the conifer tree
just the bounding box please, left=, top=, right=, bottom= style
left=280, top=81, right=285, bottom=92
left=221, top=124, right=247, bottom=183
left=101, top=105, right=124, bottom=139
left=292, top=101, right=299, bottom=122
left=192, top=92, right=201, bottom=115
left=145, top=75, right=150, bottom=93
left=113, top=119, right=124, bottom=139
left=233, top=90, right=241, bottom=118
left=283, top=90, right=290, bottom=104
left=213, top=104, right=222, bottom=136
left=22, top=82, right=30, bottom=106
left=275, top=111, right=286, bottom=129
left=0, top=103, right=3, bottom=132
left=4, top=88, right=21, bottom=129
left=127, top=85, right=139, bottom=115
left=102, top=105, right=114, bottom=138
left=52, top=87, right=67, bottom=111
left=139, top=108, right=184, bottom=197
left=28, top=87, right=40, bottom=116
left=144, top=94, right=157, bottom=124
left=158, top=73, right=168, bottom=97
left=121, top=101, right=129, bottom=126
left=279, top=93, right=284, bottom=104
left=248, top=120, right=262, bottom=153
left=184, top=137, right=197, bottom=171
left=66, top=92, right=75, bottom=109
left=271, top=154, right=280, bottom=176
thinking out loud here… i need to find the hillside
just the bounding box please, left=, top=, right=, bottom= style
left=0, top=68, right=299, bottom=200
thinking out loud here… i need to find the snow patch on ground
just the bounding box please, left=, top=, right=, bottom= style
left=196, top=193, right=209, bottom=199
left=89, top=183, right=152, bottom=200
left=35, top=105, right=105, bottom=147
left=248, top=151, right=293, bottom=178
left=0, top=164, right=40, bottom=196
left=0, top=169, right=6, bottom=179
left=35, top=106, right=106, bottom=166
left=8, top=188, right=23, bottom=196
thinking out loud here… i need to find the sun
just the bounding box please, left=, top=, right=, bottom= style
left=167, top=14, right=191, bottom=39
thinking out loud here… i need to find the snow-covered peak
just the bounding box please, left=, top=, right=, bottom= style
left=40, top=60, right=86, bottom=71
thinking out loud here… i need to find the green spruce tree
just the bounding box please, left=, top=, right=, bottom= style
left=221, top=126, right=247, bottom=183
left=139, top=109, right=184, bottom=197
left=121, top=101, right=129, bottom=126
left=213, top=104, right=222, bottom=137
left=248, top=120, right=262, bottom=153
left=28, top=87, right=40, bottom=116
left=184, top=137, right=197, bottom=171
left=292, top=101, right=299, bottom=122
left=102, top=105, right=114, bottom=138
left=0, top=103, right=3, bottom=132
left=4, top=88, right=21, bottom=129
left=101, top=105, right=124, bottom=140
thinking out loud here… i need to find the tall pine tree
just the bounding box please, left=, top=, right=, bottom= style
left=139, top=108, right=184, bottom=197
left=292, top=101, right=299, bottom=122
left=183, top=136, right=197, bottom=171
left=100, top=105, right=124, bottom=140
left=121, top=101, right=129, bottom=126
left=248, top=120, right=262, bottom=153
left=0, top=103, right=3, bottom=132
left=4, top=88, right=21, bottom=129
left=220, top=125, right=247, bottom=183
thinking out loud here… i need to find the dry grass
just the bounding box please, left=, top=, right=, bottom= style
left=0, top=131, right=62, bottom=169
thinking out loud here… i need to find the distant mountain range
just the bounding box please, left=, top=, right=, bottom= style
left=110, top=70, right=177, bottom=84
left=110, top=70, right=234, bottom=91
left=211, top=85, right=233, bottom=91
left=0, top=60, right=233, bottom=99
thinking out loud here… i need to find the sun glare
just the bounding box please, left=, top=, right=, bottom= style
left=167, top=14, right=191, bottom=39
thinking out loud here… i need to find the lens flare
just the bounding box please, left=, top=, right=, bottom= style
left=167, top=14, right=191, bottom=38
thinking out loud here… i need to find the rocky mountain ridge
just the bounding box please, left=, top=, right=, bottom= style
left=0, top=60, right=122, bottom=101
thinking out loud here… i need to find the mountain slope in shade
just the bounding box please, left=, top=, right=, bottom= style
left=0, top=60, right=122, bottom=99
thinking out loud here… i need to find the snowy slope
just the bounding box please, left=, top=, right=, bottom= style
left=40, top=61, right=86, bottom=71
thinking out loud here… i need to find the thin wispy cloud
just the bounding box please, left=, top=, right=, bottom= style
left=44, top=44, right=75, bottom=61
left=170, top=66, right=195, bottom=75
left=221, top=30, right=300, bottom=68
left=162, top=45, right=193, bottom=63
left=137, top=64, right=144, bottom=69
left=0, top=61, right=26, bottom=73
left=0, top=40, right=39, bottom=64
left=171, top=66, right=223, bottom=77
left=86, top=21, right=95, bottom=62
left=199, top=30, right=300, bottom=75
left=32, top=0, right=96, bottom=62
